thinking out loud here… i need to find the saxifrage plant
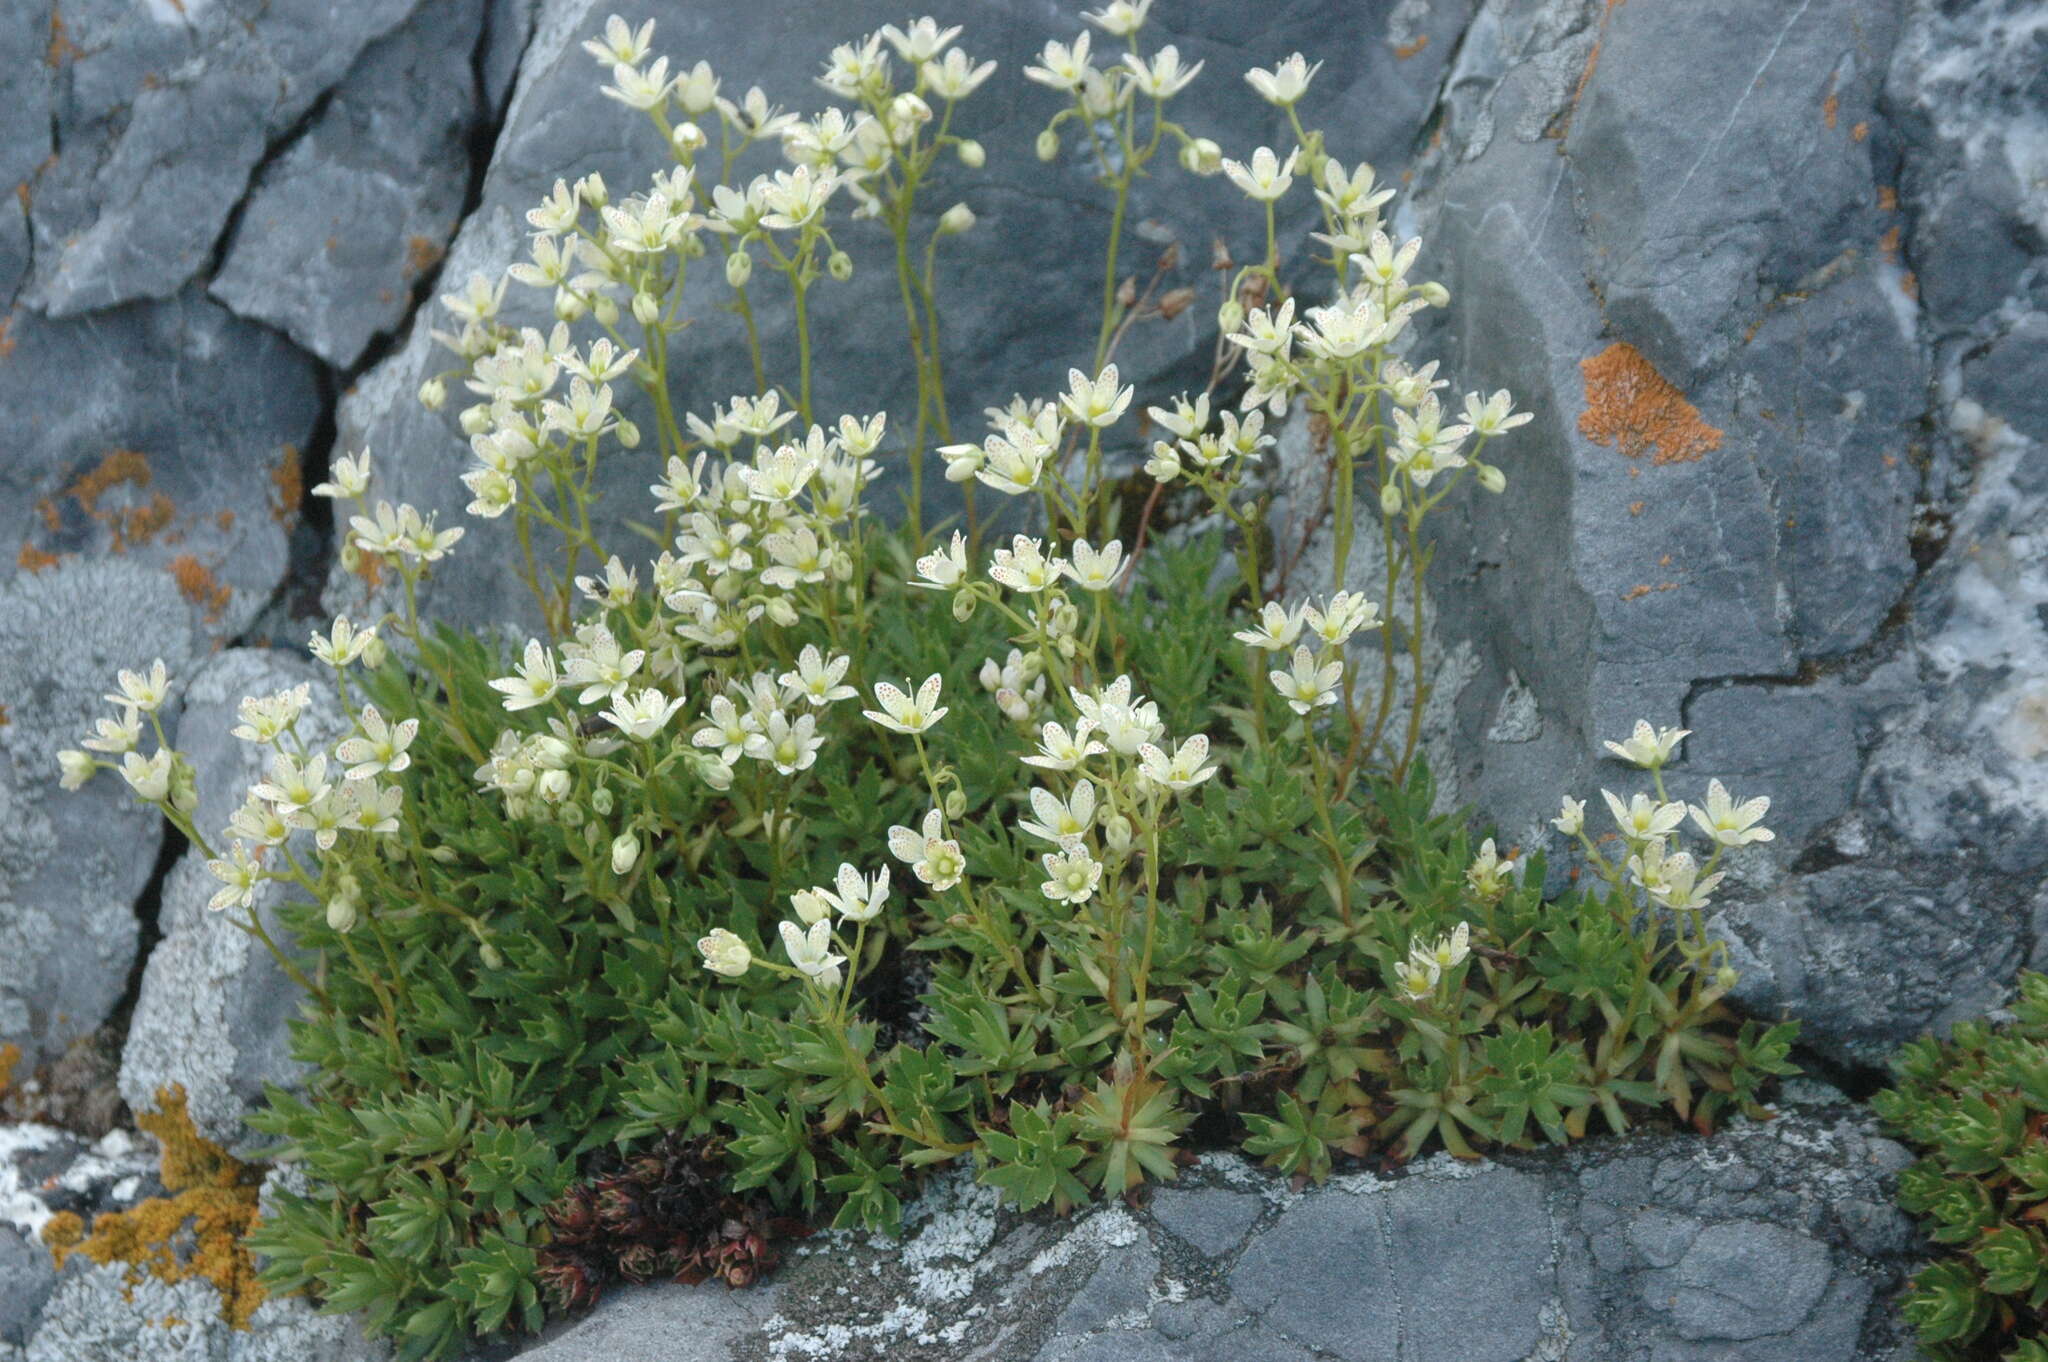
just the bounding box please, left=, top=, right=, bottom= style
left=60, top=5, right=1795, bottom=1356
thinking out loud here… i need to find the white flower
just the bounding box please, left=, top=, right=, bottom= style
left=1270, top=646, right=1343, bottom=715
left=1462, top=389, right=1531, bottom=437
left=887, top=808, right=966, bottom=890
left=1233, top=601, right=1303, bottom=652
left=1395, top=956, right=1439, bottom=1002
left=1603, top=719, right=1689, bottom=770
left=1424, top=921, right=1471, bottom=972
left=692, top=694, right=760, bottom=763
left=575, top=556, right=640, bottom=609
left=822, top=863, right=890, bottom=923
left=334, top=704, right=417, bottom=779
left=1023, top=33, right=1093, bottom=91
left=989, top=536, right=1063, bottom=593
left=560, top=624, right=647, bottom=704
left=56, top=749, right=95, bottom=790
left=864, top=675, right=948, bottom=735
left=1022, top=720, right=1106, bottom=772
left=790, top=887, right=835, bottom=926
left=600, top=687, right=686, bottom=741
left=602, top=56, right=673, bottom=111
left=1602, top=789, right=1687, bottom=842
left=1138, top=734, right=1217, bottom=791
left=1063, top=539, right=1126, bottom=592
left=1244, top=52, right=1321, bottom=107
left=311, top=449, right=371, bottom=500
left=780, top=646, right=857, bottom=707
left=1072, top=676, right=1163, bottom=755
left=744, top=710, right=824, bottom=774
left=105, top=659, right=171, bottom=714
left=1688, top=779, right=1774, bottom=847
left=205, top=842, right=265, bottom=913
left=338, top=779, right=402, bottom=837
left=1466, top=840, right=1516, bottom=899
left=1040, top=847, right=1103, bottom=904
left=120, top=749, right=174, bottom=803
left=1059, top=364, right=1134, bottom=428
left=489, top=639, right=562, bottom=712
left=1018, top=780, right=1097, bottom=846
left=1222, top=146, right=1299, bottom=202
left=780, top=919, right=845, bottom=987
left=311, top=617, right=376, bottom=668
left=925, top=46, right=997, bottom=99
left=1302, top=592, right=1380, bottom=646
left=879, top=16, right=961, bottom=63
left=1648, top=851, right=1726, bottom=912
left=227, top=794, right=291, bottom=847
left=914, top=531, right=972, bottom=590
left=251, top=752, right=330, bottom=816
left=611, top=832, right=641, bottom=875
left=81, top=705, right=144, bottom=755
left=1083, top=0, right=1151, bottom=36
left=1123, top=45, right=1201, bottom=99
left=698, top=928, right=753, bottom=977
left=1552, top=797, right=1586, bottom=837
left=583, top=15, right=655, bottom=66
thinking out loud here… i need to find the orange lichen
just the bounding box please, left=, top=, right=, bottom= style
left=1822, top=88, right=1839, bottom=130
left=1877, top=185, right=1898, bottom=212
left=44, top=1087, right=266, bottom=1330
left=170, top=556, right=232, bottom=623
left=1577, top=342, right=1723, bottom=465
left=46, top=5, right=81, bottom=66
left=1852, top=120, right=1869, bottom=142
left=215, top=509, right=235, bottom=532
left=1879, top=223, right=1902, bottom=263
left=67, top=449, right=152, bottom=519
left=17, top=542, right=63, bottom=573
left=404, top=234, right=446, bottom=279
left=1901, top=270, right=1919, bottom=299
left=0, top=1042, right=18, bottom=1095
left=0, top=314, right=14, bottom=359
left=1620, top=582, right=1678, bottom=602
left=1392, top=34, right=1429, bottom=59
left=1628, top=500, right=1645, bottom=516
left=269, top=445, right=302, bottom=524
left=113, top=494, right=177, bottom=553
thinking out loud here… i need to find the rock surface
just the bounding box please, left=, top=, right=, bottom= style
left=492, top=1095, right=1919, bottom=1362
left=119, top=649, right=340, bottom=1157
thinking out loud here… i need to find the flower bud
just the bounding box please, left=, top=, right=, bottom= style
left=361, top=634, right=389, bottom=670
left=428, top=844, right=460, bottom=863
left=592, top=293, right=620, bottom=327
left=672, top=120, right=706, bottom=155
left=418, top=378, right=447, bottom=411
left=615, top=418, right=642, bottom=448
left=938, top=202, right=976, bottom=236
left=956, top=138, right=985, bottom=168
left=459, top=404, right=493, bottom=436
left=827, top=250, right=854, bottom=281
left=632, top=291, right=661, bottom=325
left=696, top=754, right=734, bottom=791
left=1477, top=463, right=1506, bottom=494
left=1179, top=136, right=1222, bottom=175
left=326, top=896, right=359, bottom=933
left=943, top=788, right=967, bottom=820
left=951, top=590, right=978, bottom=623
left=1104, top=814, right=1134, bottom=855
left=1419, top=280, right=1450, bottom=307
left=480, top=942, right=505, bottom=969
left=537, top=768, right=571, bottom=804
left=56, top=749, right=94, bottom=791
left=577, top=172, right=608, bottom=208
left=1380, top=481, right=1403, bottom=516
left=726, top=251, right=753, bottom=288
left=591, top=786, right=615, bottom=817
left=1714, top=964, right=1739, bottom=991
left=610, top=832, right=640, bottom=875
left=554, top=289, right=587, bottom=322
left=765, top=595, right=800, bottom=627
left=1035, top=128, right=1059, bottom=162
left=1217, top=299, right=1244, bottom=334
left=891, top=92, right=933, bottom=129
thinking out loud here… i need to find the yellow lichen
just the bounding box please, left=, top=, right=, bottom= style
left=45, top=1087, right=267, bottom=1331
left=1577, top=342, right=1723, bottom=466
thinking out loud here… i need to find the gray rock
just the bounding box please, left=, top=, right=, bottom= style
left=1146, top=1182, right=1260, bottom=1259
left=0, top=1227, right=57, bottom=1348
left=119, top=649, right=340, bottom=1156
left=22, top=0, right=422, bottom=316
left=484, top=1102, right=1915, bottom=1362
left=324, top=0, right=1473, bottom=632
left=210, top=0, right=488, bottom=368
left=0, top=2, right=53, bottom=309
left=0, top=292, right=325, bottom=647
left=0, top=559, right=197, bottom=1073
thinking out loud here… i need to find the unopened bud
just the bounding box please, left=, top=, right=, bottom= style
left=672, top=120, right=706, bottom=155
left=591, top=786, right=615, bottom=817
left=951, top=590, right=978, bottom=623
left=1035, top=128, right=1059, bottom=162
left=938, top=202, right=976, bottom=236
left=943, top=789, right=967, bottom=820
left=1714, top=964, right=1739, bottom=991
left=459, top=404, right=493, bottom=436
left=1117, top=276, right=1137, bottom=308
left=827, top=250, right=854, bottom=281
left=480, top=942, right=505, bottom=969
left=418, top=378, right=447, bottom=411
left=429, top=844, right=460, bottom=863
left=592, top=293, right=620, bottom=326
left=726, top=250, right=753, bottom=288
left=361, top=635, right=388, bottom=670
left=1217, top=299, right=1244, bottom=334
left=956, top=138, right=985, bottom=168
left=632, top=291, right=661, bottom=325
left=326, top=897, right=359, bottom=933
left=1418, top=280, right=1450, bottom=307
left=1477, top=463, right=1506, bottom=494
left=1180, top=136, right=1222, bottom=175
left=1380, top=481, right=1403, bottom=516
left=765, top=595, right=800, bottom=627
left=615, top=418, right=641, bottom=448
left=611, top=832, right=641, bottom=875
left=554, top=289, right=587, bottom=322
left=1105, top=815, right=1133, bottom=855
left=577, top=172, right=608, bottom=208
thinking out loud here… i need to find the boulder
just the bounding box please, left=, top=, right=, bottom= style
left=494, top=1094, right=1918, bottom=1362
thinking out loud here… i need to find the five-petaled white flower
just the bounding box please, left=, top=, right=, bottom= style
left=600, top=687, right=687, bottom=741
left=1138, top=734, right=1217, bottom=791
left=106, top=659, right=171, bottom=714
left=1222, top=146, right=1299, bottom=202
left=1552, top=797, right=1586, bottom=836
left=990, top=536, right=1063, bottom=593
left=1233, top=601, right=1303, bottom=651
left=81, top=706, right=143, bottom=755
left=821, top=863, right=890, bottom=923
left=205, top=842, right=265, bottom=913
left=1040, top=847, right=1103, bottom=904
left=779, top=646, right=857, bottom=707
left=1602, top=789, right=1687, bottom=842
left=1022, top=719, right=1106, bottom=772
left=1244, top=52, right=1321, bottom=107
left=1018, top=780, right=1097, bottom=846
left=1604, top=719, right=1689, bottom=769
left=864, top=675, right=948, bottom=734
left=120, top=749, right=174, bottom=803
left=1270, top=647, right=1344, bottom=715
left=779, top=919, right=845, bottom=987
left=745, top=710, right=824, bottom=774
left=913, top=531, right=972, bottom=590
left=1059, top=364, right=1134, bottom=428
left=336, top=704, right=419, bottom=778
left=489, top=639, right=561, bottom=712
left=888, top=809, right=965, bottom=890
left=1063, top=539, right=1126, bottom=592
left=1688, top=779, right=1774, bottom=847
